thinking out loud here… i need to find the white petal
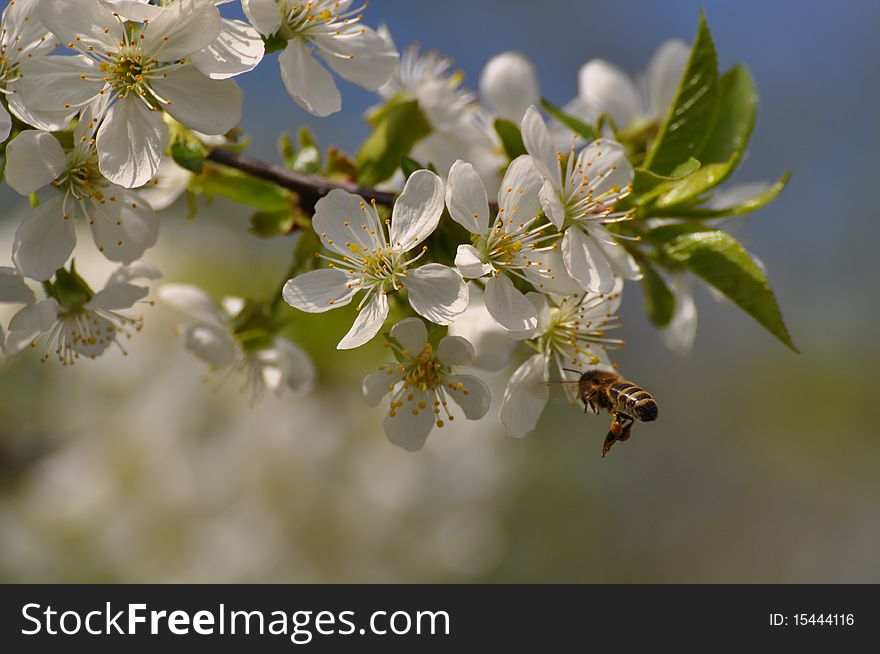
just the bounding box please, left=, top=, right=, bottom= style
left=152, top=66, right=243, bottom=135
left=561, top=227, right=615, bottom=294
left=141, top=0, right=222, bottom=61
left=389, top=316, right=427, bottom=354
left=312, top=189, right=378, bottom=258
left=192, top=18, right=265, bottom=79
left=7, top=298, right=58, bottom=334
left=403, top=264, right=468, bottom=325
left=576, top=138, right=634, bottom=198
left=39, top=0, right=122, bottom=52
left=362, top=369, right=402, bottom=407
left=87, top=283, right=147, bottom=312
left=662, top=276, right=698, bottom=356
left=107, top=261, right=162, bottom=285
left=578, top=59, right=642, bottom=129
left=496, top=155, right=543, bottom=221
left=221, top=296, right=246, bottom=318
left=521, top=106, right=560, bottom=190
left=588, top=225, right=641, bottom=281
left=337, top=292, right=389, bottom=350
left=446, top=373, right=491, bottom=420
left=158, top=283, right=226, bottom=324
left=17, top=55, right=100, bottom=119
left=96, top=98, right=167, bottom=188
left=445, top=160, right=489, bottom=235
left=12, top=196, right=77, bottom=281
left=0, top=267, right=35, bottom=304
left=484, top=274, right=538, bottom=333
left=523, top=248, right=583, bottom=295
left=316, top=26, right=399, bottom=91
left=282, top=268, right=357, bottom=313
left=88, top=191, right=159, bottom=264
left=111, top=1, right=162, bottom=22
left=448, top=284, right=518, bottom=372
left=383, top=390, right=435, bottom=451
left=6, top=88, right=74, bottom=133
left=241, top=0, right=283, bottom=36
left=184, top=323, right=236, bottom=368
left=538, top=179, right=566, bottom=229
left=279, top=39, right=341, bottom=117
left=3, top=131, right=67, bottom=195
left=500, top=353, right=549, bottom=438
left=646, top=39, right=690, bottom=120
left=139, top=157, right=193, bottom=210
left=454, top=244, right=493, bottom=279
left=390, top=170, right=445, bottom=252
left=0, top=105, right=10, bottom=142
left=480, top=51, right=540, bottom=123
left=270, top=337, right=317, bottom=394
left=437, top=335, right=474, bottom=367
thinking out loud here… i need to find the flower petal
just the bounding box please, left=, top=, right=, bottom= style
left=282, top=268, right=357, bottom=313
left=454, top=244, right=493, bottom=279
left=39, top=0, right=122, bottom=52
left=316, top=25, right=398, bottom=91
left=448, top=285, right=517, bottom=372
left=0, top=267, right=35, bottom=304
left=521, top=106, right=560, bottom=190
left=362, top=368, right=403, bottom=408
left=140, top=157, right=193, bottom=210
left=7, top=298, right=58, bottom=334
left=437, top=335, right=474, bottom=367
left=151, top=66, right=243, bottom=135
left=141, top=0, right=222, bottom=61
left=158, top=283, right=226, bottom=324
left=484, top=274, right=538, bottom=333
left=496, top=154, right=542, bottom=221
left=390, top=316, right=427, bottom=354
left=12, top=196, right=77, bottom=281
left=241, top=0, right=283, bottom=36
left=480, top=51, right=540, bottom=123
left=403, top=263, right=468, bottom=325
left=312, top=189, right=378, bottom=258
left=561, top=226, right=615, bottom=294
left=107, top=261, right=162, bottom=286
left=383, top=393, right=436, bottom=451
left=96, top=98, right=167, bottom=189
left=88, top=191, right=159, bottom=264
left=86, top=283, right=147, bottom=312
left=646, top=39, right=690, bottom=120
left=192, top=18, right=265, bottom=79
left=577, top=138, right=634, bottom=198
left=3, top=131, right=67, bottom=196
left=588, top=224, right=641, bottom=281
left=578, top=59, right=642, bottom=130
left=538, top=179, right=566, bottom=229
left=662, top=275, right=698, bottom=356
left=18, top=55, right=99, bottom=120
left=279, top=39, right=341, bottom=117
left=390, top=169, right=445, bottom=252
left=271, top=337, right=316, bottom=394
left=337, top=292, right=389, bottom=350
left=446, top=373, right=491, bottom=420
left=500, top=353, right=549, bottom=438
left=0, top=105, right=10, bottom=142
left=445, top=160, right=489, bottom=235
left=184, top=322, right=236, bottom=368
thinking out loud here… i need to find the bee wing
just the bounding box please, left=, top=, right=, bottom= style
left=528, top=380, right=582, bottom=406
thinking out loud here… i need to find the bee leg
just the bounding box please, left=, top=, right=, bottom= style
left=602, top=414, right=634, bottom=457
left=617, top=415, right=635, bottom=443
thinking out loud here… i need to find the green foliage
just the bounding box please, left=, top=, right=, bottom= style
left=194, top=165, right=292, bottom=212
left=280, top=128, right=322, bottom=174
left=651, top=172, right=791, bottom=218
left=249, top=209, right=296, bottom=238
left=540, top=98, right=597, bottom=142
left=638, top=258, right=676, bottom=327
left=494, top=118, right=526, bottom=159
left=355, top=97, right=431, bottom=186
left=700, top=64, right=757, bottom=166
left=171, top=140, right=207, bottom=174
left=647, top=225, right=797, bottom=351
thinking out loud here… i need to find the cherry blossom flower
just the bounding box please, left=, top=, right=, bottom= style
left=242, top=0, right=398, bottom=117
left=19, top=0, right=243, bottom=188
left=479, top=50, right=540, bottom=125
left=0, top=261, right=159, bottom=364
left=447, top=285, right=518, bottom=373
left=282, top=170, right=468, bottom=350
left=362, top=317, right=490, bottom=451
left=521, top=106, right=641, bottom=294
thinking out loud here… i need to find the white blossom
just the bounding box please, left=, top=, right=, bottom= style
left=158, top=283, right=316, bottom=403
left=500, top=281, right=623, bottom=438
left=447, top=284, right=518, bottom=373
left=242, top=0, right=398, bottom=117
left=282, top=170, right=468, bottom=350
left=0, top=261, right=159, bottom=364
left=362, top=317, right=490, bottom=451
left=521, top=106, right=640, bottom=294
left=4, top=121, right=159, bottom=281
left=479, top=50, right=540, bottom=125
left=19, top=0, right=243, bottom=188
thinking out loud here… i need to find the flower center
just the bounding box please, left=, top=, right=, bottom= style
left=54, top=152, right=104, bottom=201
left=100, top=47, right=161, bottom=101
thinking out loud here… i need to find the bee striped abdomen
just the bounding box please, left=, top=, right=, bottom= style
left=609, top=382, right=658, bottom=422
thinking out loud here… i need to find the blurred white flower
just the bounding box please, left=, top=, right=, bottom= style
left=159, top=283, right=316, bottom=403
left=20, top=0, right=243, bottom=188
left=479, top=51, right=540, bottom=125
left=500, top=281, right=623, bottom=438
left=242, top=0, right=398, bottom=117
left=4, top=124, right=159, bottom=281
left=448, top=285, right=518, bottom=373
left=661, top=274, right=698, bottom=356
left=521, top=106, right=640, bottom=294
left=138, top=156, right=194, bottom=211
left=362, top=318, right=490, bottom=451
left=0, top=261, right=159, bottom=363
left=283, top=171, right=468, bottom=350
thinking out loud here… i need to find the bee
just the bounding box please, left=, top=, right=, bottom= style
left=565, top=369, right=658, bottom=457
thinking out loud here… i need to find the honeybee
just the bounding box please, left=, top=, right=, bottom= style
left=565, top=369, right=658, bottom=457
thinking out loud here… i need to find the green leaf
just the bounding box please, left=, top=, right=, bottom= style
left=650, top=225, right=796, bottom=351
left=654, top=155, right=739, bottom=207
left=651, top=172, right=791, bottom=218
left=355, top=98, right=431, bottom=186
left=540, top=98, right=597, bottom=142
left=279, top=133, right=297, bottom=169
left=631, top=157, right=701, bottom=202
left=249, top=209, right=296, bottom=238
left=699, top=64, right=757, bottom=166
left=639, top=258, right=676, bottom=327
left=401, top=156, right=426, bottom=179
left=493, top=118, right=526, bottom=159
left=171, top=140, right=206, bottom=174
left=644, top=13, right=719, bottom=174
left=195, top=166, right=291, bottom=212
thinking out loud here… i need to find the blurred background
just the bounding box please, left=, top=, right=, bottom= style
left=1, top=0, right=878, bottom=582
